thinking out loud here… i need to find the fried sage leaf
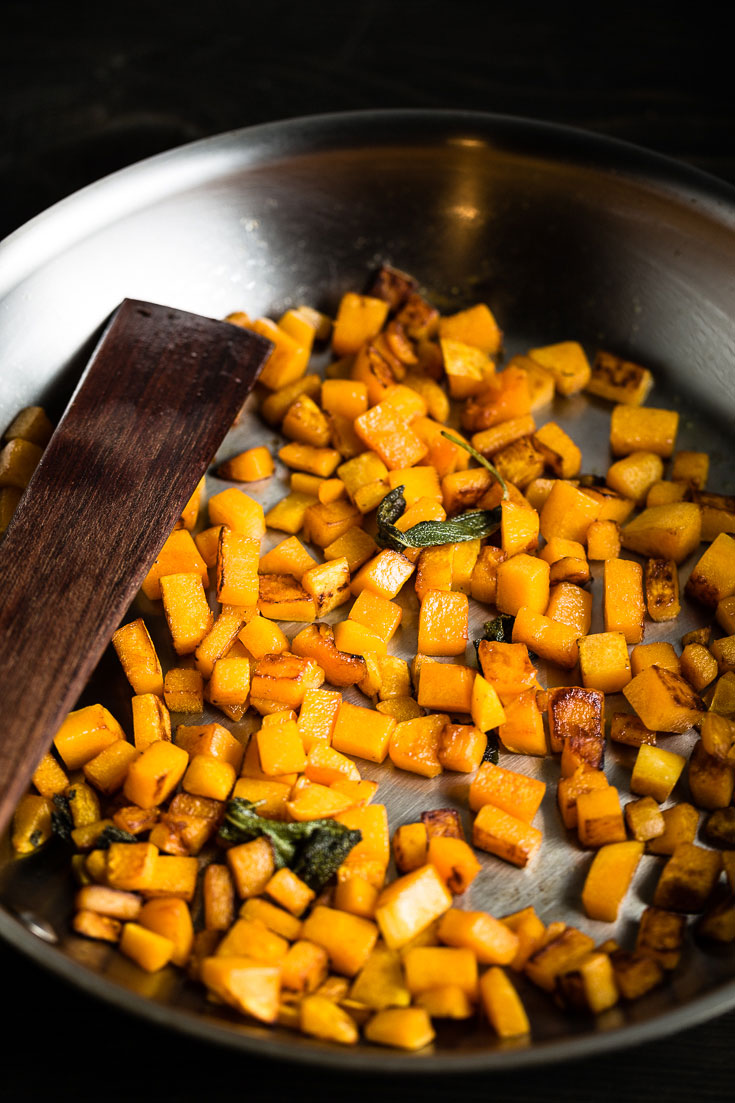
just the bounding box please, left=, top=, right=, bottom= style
left=219, top=798, right=362, bottom=891
left=376, top=486, right=502, bottom=552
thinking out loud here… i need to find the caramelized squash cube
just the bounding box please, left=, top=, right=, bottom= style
left=635, top=906, right=686, bottom=970
left=576, top=786, right=626, bottom=847
left=556, top=951, right=619, bottom=1014
left=652, top=843, right=721, bottom=913
left=472, top=803, right=542, bottom=867
left=586, top=350, right=653, bottom=406
left=623, top=665, right=704, bottom=733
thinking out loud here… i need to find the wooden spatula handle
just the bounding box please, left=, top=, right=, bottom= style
left=0, top=299, right=271, bottom=831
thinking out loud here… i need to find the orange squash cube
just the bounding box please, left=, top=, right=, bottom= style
left=200, top=956, right=281, bottom=1023
left=476, top=640, right=539, bottom=701
left=217, top=445, right=274, bottom=482
left=332, top=292, right=389, bottom=357
left=495, top=554, right=549, bottom=616
left=123, top=741, right=189, bottom=809
left=374, top=865, right=453, bottom=950
left=582, top=841, right=645, bottom=922
left=417, top=589, right=469, bottom=656
left=348, top=589, right=403, bottom=643
left=393, top=823, right=429, bottom=873
left=604, top=557, right=645, bottom=644
left=250, top=316, right=310, bottom=390
left=54, top=704, right=125, bottom=770
left=417, top=662, right=475, bottom=714
left=511, top=606, right=579, bottom=669
left=540, top=480, right=601, bottom=544
left=469, top=762, right=546, bottom=822
left=163, top=668, right=204, bottom=714
left=215, top=528, right=259, bottom=607
left=403, top=946, right=479, bottom=1000
left=265, top=868, right=315, bottom=917
left=388, top=713, right=447, bottom=778
left=208, top=487, right=265, bottom=540
left=140, top=529, right=209, bottom=601
left=160, top=573, right=214, bottom=655
left=545, top=581, right=592, bottom=636
left=438, top=723, right=486, bottom=772
left=438, top=908, right=519, bottom=966
left=426, top=837, right=482, bottom=894
left=576, top=786, right=626, bottom=847
left=182, top=753, right=236, bottom=802
left=82, top=740, right=139, bottom=794
left=577, top=632, right=631, bottom=694
left=119, top=922, right=174, bottom=973
left=610, top=404, right=679, bottom=457
left=138, top=896, right=194, bottom=967
left=631, top=743, right=686, bottom=802
left=331, top=701, right=396, bottom=764
left=528, top=341, right=591, bottom=395
left=353, top=401, right=428, bottom=471
left=255, top=721, right=307, bottom=777
left=226, top=836, right=276, bottom=899
left=480, top=967, right=530, bottom=1037
left=300, top=905, right=379, bottom=977
left=296, top=688, right=342, bottom=752
left=438, top=303, right=503, bottom=355
left=497, top=691, right=547, bottom=756
left=472, top=803, right=542, bottom=868
left=112, top=618, right=164, bottom=697
left=363, top=1007, right=435, bottom=1051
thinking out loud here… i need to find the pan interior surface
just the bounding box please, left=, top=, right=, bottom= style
left=1, top=111, right=734, bottom=1070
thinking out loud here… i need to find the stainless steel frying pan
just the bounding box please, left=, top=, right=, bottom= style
left=1, top=110, right=734, bottom=1071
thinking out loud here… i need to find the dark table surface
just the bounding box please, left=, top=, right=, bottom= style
left=3, top=2, right=734, bottom=1100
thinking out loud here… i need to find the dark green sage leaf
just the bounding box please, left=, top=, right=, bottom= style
left=376, top=484, right=501, bottom=552
left=95, top=826, right=138, bottom=849
left=51, top=794, right=74, bottom=841
left=482, top=614, right=516, bottom=643
left=219, top=798, right=362, bottom=892
left=482, top=731, right=500, bottom=764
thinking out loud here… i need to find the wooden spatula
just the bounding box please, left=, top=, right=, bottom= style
left=0, top=298, right=272, bottom=834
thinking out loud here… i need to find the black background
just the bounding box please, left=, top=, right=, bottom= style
left=3, top=2, right=735, bottom=1100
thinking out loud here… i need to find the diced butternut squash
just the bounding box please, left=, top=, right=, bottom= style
left=472, top=803, right=542, bottom=867
left=609, top=404, right=679, bottom=457
left=623, top=665, right=704, bottom=733
left=374, top=865, right=453, bottom=950
left=577, top=632, right=631, bottom=694
left=469, top=762, right=546, bottom=823
left=528, top=341, right=591, bottom=395
left=581, top=841, right=644, bottom=921
left=576, top=786, right=626, bottom=848
left=331, top=701, right=396, bottom=764
left=479, top=967, right=530, bottom=1038
left=300, top=906, right=378, bottom=977
left=112, top=619, right=164, bottom=696
left=620, top=502, right=702, bottom=566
